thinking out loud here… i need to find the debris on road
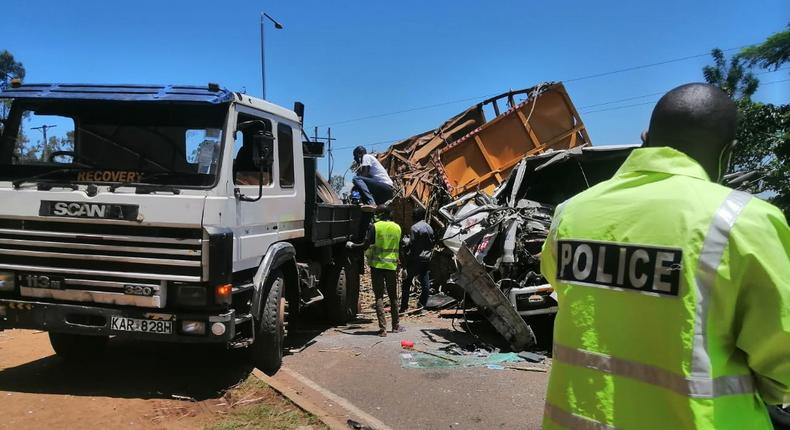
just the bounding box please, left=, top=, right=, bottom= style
left=400, top=340, right=415, bottom=349
left=424, top=292, right=457, bottom=310
left=399, top=348, right=530, bottom=370
left=372, top=79, right=638, bottom=348
left=517, top=351, right=547, bottom=364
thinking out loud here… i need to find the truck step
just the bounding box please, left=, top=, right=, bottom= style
left=300, top=287, right=324, bottom=307
left=234, top=313, right=253, bottom=325
left=233, top=283, right=254, bottom=294
left=229, top=338, right=254, bottom=349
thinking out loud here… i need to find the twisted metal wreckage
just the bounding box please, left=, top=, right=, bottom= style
left=376, top=82, right=636, bottom=351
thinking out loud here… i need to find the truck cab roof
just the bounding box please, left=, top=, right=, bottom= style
left=0, top=83, right=301, bottom=124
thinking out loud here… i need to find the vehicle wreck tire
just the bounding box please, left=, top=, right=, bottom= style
left=250, top=270, right=286, bottom=376
left=325, top=262, right=349, bottom=325
left=48, top=332, right=108, bottom=360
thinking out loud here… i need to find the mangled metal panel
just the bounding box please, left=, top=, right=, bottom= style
left=378, top=106, right=486, bottom=205
left=435, top=82, right=590, bottom=197
left=454, top=245, right=536, bottom=351
left=493, top=144, right=638, bottom=206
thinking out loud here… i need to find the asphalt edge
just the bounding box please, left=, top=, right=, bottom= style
left=252, top=366, right=393, bottom=430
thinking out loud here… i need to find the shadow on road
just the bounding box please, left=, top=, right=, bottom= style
left=0, top=337, right=255, bottom=400
left=0, top=314, right=343, bottom=401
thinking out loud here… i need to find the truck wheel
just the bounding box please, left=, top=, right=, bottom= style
left=325, top=263, right=349, bottom=324
left=250, top=270, right=286, bottom=376
left=48, top=332, right=108, bottom=360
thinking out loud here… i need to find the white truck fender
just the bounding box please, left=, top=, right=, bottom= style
left=251, top=242, right=296, bottom=318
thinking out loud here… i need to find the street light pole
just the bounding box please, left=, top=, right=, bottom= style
left=31, top=124, right=57, bottom=161
left=260, top=12, right=283, bottom=100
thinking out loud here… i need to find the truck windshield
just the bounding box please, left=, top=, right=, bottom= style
left=0, top=99, right=228, bottom=187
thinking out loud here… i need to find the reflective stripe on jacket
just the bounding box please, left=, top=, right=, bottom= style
left=541, top=147, right=790, bottom=430
left=367, top=220, right=401, bottom=270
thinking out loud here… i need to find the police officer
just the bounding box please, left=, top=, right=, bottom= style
left=541, top=83, right=790, bottom=429
left=347, top=204, right=404, bottom=337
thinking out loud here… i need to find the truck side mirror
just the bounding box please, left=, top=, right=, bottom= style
left=293, top=102, right=305, bottom=123
left=252, top=130, right=275, bottom=169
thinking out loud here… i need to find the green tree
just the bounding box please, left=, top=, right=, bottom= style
left=0, top=50, right=25, bottom=121
left=0, top=50, right=25, bottom=89
left=740, top=24, right=790, bottom=71
left=703, top=44, right=790, bottom=218
left=702, top=49, right=759, bottom=101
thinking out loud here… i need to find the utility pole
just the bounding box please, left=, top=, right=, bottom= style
left=260, top=12, right=284, bottom=100
left=31, top=124, right=57, bottom=161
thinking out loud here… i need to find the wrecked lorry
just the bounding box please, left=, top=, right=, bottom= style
left=375, top=83, right=637, bottom=350
left=378, top=82, right=590, bottom=228
left=440, top=145, right=638, bottom=349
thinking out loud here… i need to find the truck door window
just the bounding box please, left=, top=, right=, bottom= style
left=233, top=113, right=273, bottom=186
left=277, top=123, right=294, bottom=188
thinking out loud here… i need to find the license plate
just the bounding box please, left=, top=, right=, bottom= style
left=110, top=316, right=172, bottom=334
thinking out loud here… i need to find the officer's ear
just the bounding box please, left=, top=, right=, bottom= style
left=640, top=130, right=649, bottom=146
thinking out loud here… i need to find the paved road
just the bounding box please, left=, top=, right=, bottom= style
left=0, top=311, right=550, bottom=430
left=282, top=312, right=550, bottom=430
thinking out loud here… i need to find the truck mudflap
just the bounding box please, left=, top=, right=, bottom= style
left=0, top=299, right=236, bottom=344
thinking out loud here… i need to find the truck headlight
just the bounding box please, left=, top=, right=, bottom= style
left=0, top=272, right=15, bottom=292
left=176, top=285, right=207, bottom=306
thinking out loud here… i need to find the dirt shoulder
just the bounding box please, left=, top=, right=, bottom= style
left=0, top=330, right=320, bottom=430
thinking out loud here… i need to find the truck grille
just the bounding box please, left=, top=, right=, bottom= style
left=0, top=219, right=203, bottom=308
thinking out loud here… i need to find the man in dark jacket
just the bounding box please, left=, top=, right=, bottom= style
left=400, top=206, right=434, bottom=312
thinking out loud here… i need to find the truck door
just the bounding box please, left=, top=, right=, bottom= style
left=231, top=108, right=304, bottom=271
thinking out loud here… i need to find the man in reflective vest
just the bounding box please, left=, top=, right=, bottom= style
left=347, top=204, right=404, bottom=336
left=541, top=83, right=790, bottom=429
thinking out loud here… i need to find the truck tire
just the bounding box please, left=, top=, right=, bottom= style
left=325, top=263, right=349, bottom=324
left=48, top=332, right=108, bottom=360
left=250, top=270, right=286, bottom=375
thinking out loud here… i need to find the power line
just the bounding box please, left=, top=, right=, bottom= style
left=315, top=92, right=500, bottom=127
left=562, top=46, right=744, bottom=83
left=582, top=77, right=790, bottom=115
left=334, top=78, right=790, bottom=150
left=579, top=69, right=789, bottom=112
left=315, top=44, right=756, bottom=128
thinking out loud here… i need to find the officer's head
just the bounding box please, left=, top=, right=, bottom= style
left=642, top=83, right=737, bottom=181
left=353, top=146, right=367, bottom=164
left=376, top=204, right=392, bottom=220
left=412, top=206, right=426, bottom=222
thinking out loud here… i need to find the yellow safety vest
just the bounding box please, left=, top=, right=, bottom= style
left=541, top=147, right=790, bottom=429
left=366, top=220, right=401, bottom=271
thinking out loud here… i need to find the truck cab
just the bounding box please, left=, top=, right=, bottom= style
left=0, top=83, right=360, bottom=374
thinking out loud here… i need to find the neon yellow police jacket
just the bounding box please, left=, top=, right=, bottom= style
left=366, top=220, right=401, bottom=271
left=541, top=147, right=790, bottom=429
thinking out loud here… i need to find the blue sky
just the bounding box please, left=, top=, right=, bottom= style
left=2, top=0, right=788, bottom=179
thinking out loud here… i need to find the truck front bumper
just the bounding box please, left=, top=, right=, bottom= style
left=0, top=299, right=236, bottom=344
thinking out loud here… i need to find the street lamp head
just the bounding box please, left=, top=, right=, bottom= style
left=262, top=12, right=284, bottom=29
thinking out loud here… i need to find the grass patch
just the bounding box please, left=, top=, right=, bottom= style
left=206, top=376, right=327, bottom=430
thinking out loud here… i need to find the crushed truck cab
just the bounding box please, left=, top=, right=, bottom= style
left=0, top=83, right=361, bottom=375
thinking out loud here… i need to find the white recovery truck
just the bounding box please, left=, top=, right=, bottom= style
left=0, top=82, right=361, bottom=375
